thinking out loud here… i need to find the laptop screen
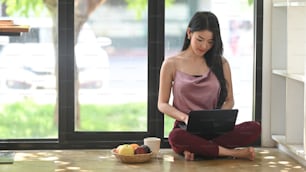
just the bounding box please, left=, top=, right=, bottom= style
left=186, top=109, right=238, bottom=139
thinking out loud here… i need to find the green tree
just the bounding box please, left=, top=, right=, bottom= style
left=125, top=0, right=175, bottom=19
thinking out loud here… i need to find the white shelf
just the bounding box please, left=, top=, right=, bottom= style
left=271, top=0, right=306, bottom=166
left=272, top=135, right=306, bottom=166
left=273, top=0, right=306, bottom=7
left=272, top=70, right=305, bottom=82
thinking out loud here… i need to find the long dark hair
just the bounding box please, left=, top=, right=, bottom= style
left=182, top=11, right=227, bottom=108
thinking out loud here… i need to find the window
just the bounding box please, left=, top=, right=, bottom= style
left=0, top=0, right=262, bottom=149
left=164, top=0, right=255, bottom=137
left=0, top=4, right=58, bottom=139
left=75, top=0, right=148, bottom=132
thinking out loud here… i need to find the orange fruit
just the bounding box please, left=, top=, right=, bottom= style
left=130, top=143, right=140, bottom=150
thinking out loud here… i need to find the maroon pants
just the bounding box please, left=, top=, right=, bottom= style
left=168, top=121, right=261, bottom=157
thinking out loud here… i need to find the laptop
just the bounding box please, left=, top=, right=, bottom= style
left=185, top=109, right=238, bottom=139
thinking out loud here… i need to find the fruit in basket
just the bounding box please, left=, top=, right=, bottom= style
left=130, top=143, right=140, bottom=150
left=134, top=146, right=146, bottom=154
left=114, top=145, right=123, bottom=153
left=142, top=145, right=151, bottom=153
left=134, top=145, right=151, bottom=154
left=118, top=144, right=134, bottom=156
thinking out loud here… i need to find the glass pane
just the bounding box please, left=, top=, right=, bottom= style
left=164, top=0, right=254, bottom=137
left=75, top=0, right=148, bottom=131
left=0, top=3, right=58, bottom=138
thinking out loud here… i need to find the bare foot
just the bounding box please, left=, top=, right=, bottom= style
left=219, top=146, right=255, bottom=161
left=183, top=150, right=194, bottom=161
left=233, top=147, right=255, bottom=161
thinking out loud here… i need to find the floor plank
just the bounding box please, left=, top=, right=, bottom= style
left=0, top=148, right=305, bottom=172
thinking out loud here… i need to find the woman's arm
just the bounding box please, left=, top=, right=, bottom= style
left=157, top=58, right=189, bottom=124
left=221, top=58, right=234, bottom=109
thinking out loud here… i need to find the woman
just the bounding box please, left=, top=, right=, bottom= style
left=158, top=11, right=261, bottom=161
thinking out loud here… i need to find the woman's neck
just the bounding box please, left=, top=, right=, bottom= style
left=181, top=50, right=203, bottom=61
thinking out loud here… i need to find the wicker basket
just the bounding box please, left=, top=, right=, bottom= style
left=111, top=149, right=153, bottom=163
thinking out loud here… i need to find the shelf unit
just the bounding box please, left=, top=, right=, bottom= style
left=271, top=0, right=306, bottom=166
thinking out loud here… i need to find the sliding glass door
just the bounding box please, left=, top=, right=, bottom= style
left=74, top=0, right=148, bottom=132
left=57, top=0, right=158, bottom=147
left=0, top=0, right=261, bottom=149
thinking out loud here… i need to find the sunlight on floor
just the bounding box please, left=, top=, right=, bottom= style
left=2, top=148, right=305, bottom=172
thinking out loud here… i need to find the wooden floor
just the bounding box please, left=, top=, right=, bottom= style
left=0, top=148, right=305, bottom=172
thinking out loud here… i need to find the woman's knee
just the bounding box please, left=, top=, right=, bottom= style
left=241, top=121, right=261, bottom=133
left=168, top=128, right=186, bottom=143
left=168, top=128, right=188, bottom=154
left=251, top=121, right=261, bottom=135
left=244, top=121, right=261, bottom=141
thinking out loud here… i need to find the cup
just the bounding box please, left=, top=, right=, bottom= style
left=143, top=137, right=161, bottom=157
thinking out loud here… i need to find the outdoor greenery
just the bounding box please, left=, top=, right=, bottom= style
left=79, top=103, right=147, bottom=131
left=0, top=100, right=173, bottom=138
left=0, top=100, right=56, bottom=138
left=0, top=0, right=46, bottom=17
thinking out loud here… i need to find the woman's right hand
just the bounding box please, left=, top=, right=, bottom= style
left=183, top=115, right=189, bottom=125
